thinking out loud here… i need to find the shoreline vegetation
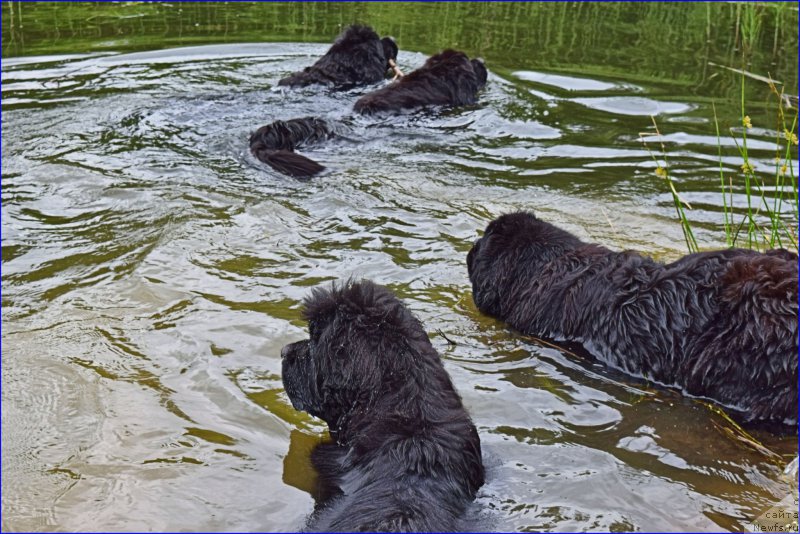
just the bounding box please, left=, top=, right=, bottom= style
left=642, top=73, right=798, bottom=254
left=642, top=2, right=797, bottom=253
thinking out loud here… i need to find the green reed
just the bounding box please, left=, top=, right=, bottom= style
left=640, top=117, right=700, bottom=254
left=724, top=76, right=798, bottom=252
left=645, top=75, right=798, bottom=254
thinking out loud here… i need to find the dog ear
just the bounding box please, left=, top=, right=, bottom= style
left=468, top=234, right=518, bottom=319
left=314, top=338, right=383, bottom=431
left=381, top=37, right=398, bottom=62
left=470, top=58, right=488, bottom=87
left=472, top=274, right=504, bottom=319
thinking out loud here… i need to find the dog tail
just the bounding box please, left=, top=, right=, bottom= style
left=250, top=144, right=325, bottom=178
left=249, top=117, right=331, bottom=178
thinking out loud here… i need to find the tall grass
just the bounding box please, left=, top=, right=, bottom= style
left=641, top=77, right=798, bottom=254
left=730, top=80, right=799, bottom=251
left=640, top=117, right=700, bottom=253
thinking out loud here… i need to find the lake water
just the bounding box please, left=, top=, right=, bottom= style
left=2, top=2, right=798, bottom=532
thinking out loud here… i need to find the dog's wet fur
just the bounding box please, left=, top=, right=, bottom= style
left=251, top=49, right=487, bottom=178
left=248, top=117, right=332, bottom=178
left=281, top=280, right=484, bottom=531
left=354, top=49, right=487, bottom=115
left=467, top=211, right=798, bottom=426
left=278, top=25, right=398, bottom=88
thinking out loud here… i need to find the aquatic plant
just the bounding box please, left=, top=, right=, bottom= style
left=642, top=75, right=798, bottom=254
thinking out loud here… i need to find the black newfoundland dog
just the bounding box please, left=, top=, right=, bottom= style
left=354, top=49, right=487, bottom=115
left=278, top=25, right=399, bottom=88
left=467, top=211, right=798, bottom=426
left=281, top=280, right=484, bottom=532
left=248, top=117, right=333, bottom=178
left=250, top=50, right=487, bottom=178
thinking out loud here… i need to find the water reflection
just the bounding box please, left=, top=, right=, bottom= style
left=283, top=430, right=328, bottom=502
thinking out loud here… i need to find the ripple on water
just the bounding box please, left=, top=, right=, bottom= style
left=2, top=42, right=796, bottom=532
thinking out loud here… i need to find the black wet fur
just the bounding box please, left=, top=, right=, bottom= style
left=278, top=25, right=398, bottom=88
left=354, top=50, right=488, bottom=115
left=252, top=49, right=488, bottom=177
left=281, top=280, right=484, bottom=532
left=248, top=117, right=333, bottom=178
left=467, top=211, right=798, bottom=426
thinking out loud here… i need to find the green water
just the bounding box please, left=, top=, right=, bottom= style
left=2, top=2, right=798, bottom=532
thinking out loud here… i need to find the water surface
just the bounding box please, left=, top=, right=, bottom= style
left=2, top=3, right=798, bottom=532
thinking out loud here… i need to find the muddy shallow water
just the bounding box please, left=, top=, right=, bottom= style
left=2, top=3, right=798, bottom=532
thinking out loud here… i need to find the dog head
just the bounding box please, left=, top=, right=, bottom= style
left=332, top=26, right=400, bottom=75
left=281, top=280, right=434, bottom=436
left=283, top=25, right=400, bottom=88
left=467, top=211, right=583, bottom=318
left=380, top=36, right=399, bottom=65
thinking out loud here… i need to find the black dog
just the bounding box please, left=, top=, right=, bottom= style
left=278, top=25, right=399, bottom=88
left=354, top=49, right=488, bottom=115
left=281, top=280, right=484, bottom=532
left=251, top=50, right=487, bottom=178
left=467, top=211, right=798, bottom=426
left=248, top=117, right=332, bottom=178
